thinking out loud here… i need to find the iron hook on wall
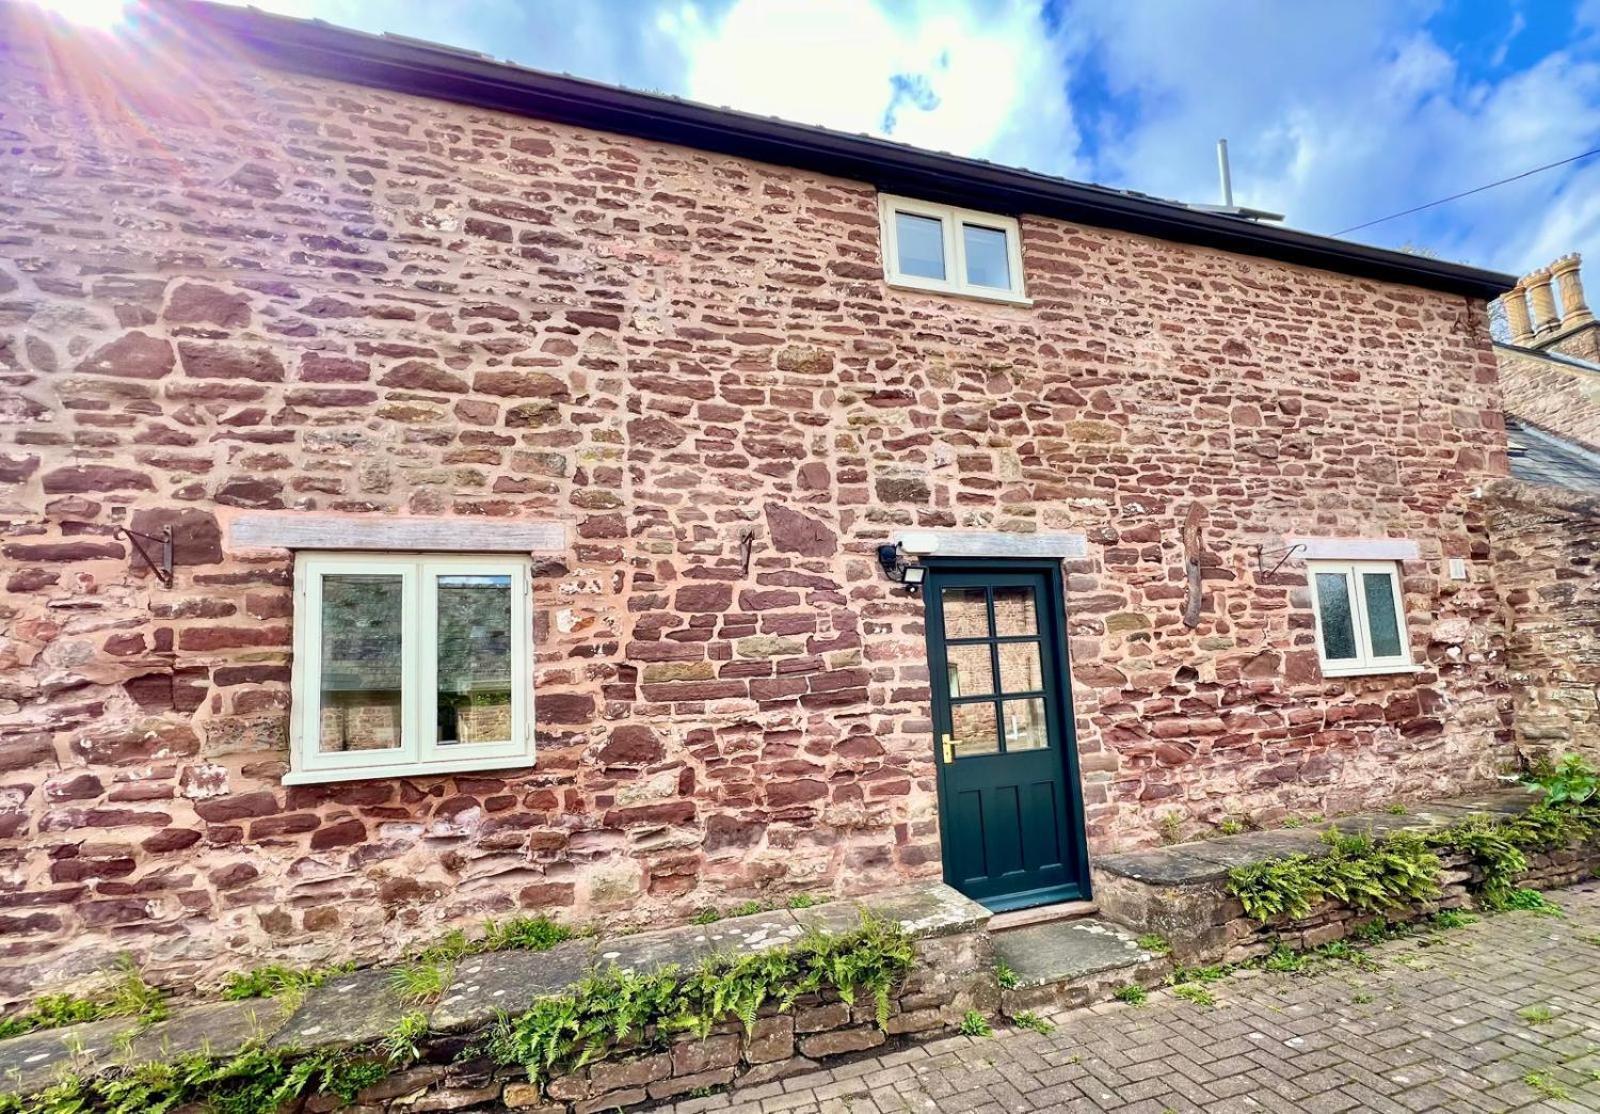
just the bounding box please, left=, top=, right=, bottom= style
left=1254, top=542, right=1306, bottom=579
left=115, top=525, right=175, bottom=588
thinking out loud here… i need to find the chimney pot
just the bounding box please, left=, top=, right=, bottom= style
left=1501, top=282, right=1535, bottom=344
left=1551, top=253, right=1594, bottom=329
left=1526, top=267, right=1559, bottom=336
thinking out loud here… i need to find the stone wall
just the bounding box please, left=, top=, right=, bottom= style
left=1214, top=841, right=1600, bottom=964
left=1496, top=346, right=1600, bottom=451
left=1091, top=792, right=1600, bottom=967
left=1488, top=480, right=1600, bottom=763
left=0, top=884, right=996, bottom=1113
left=0, top=15, right=1513, bottom=998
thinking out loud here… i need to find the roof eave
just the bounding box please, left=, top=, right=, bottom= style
left=177, top=0, right=1515, bottom=302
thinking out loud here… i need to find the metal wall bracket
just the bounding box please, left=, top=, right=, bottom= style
left=1254, top=542, right=1305, bottom=578
left=116, top=525, right=174, bottom=588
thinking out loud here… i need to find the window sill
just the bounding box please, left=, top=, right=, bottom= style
left=884, top=278, right=1033, bottom=307
left=283, top=754, right=536, bottom=785
left=1317, top=663, right=1423, bottom=679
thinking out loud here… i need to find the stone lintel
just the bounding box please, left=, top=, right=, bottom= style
left=895, top=530, right=1087, bottom=560
left=230, top=512, right=567, bottom=553
left=1289, top=536, right=1420, bottom=562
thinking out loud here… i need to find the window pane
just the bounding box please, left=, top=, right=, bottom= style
left=950, top=701, right=999, bottom=758
left=991, top=586, right=1037, bottom=635
left=895, top=211, right=946, bottom=280
left=319, top=574, right=404, bottom=753
left=946, top=644, right=994, bottom=699
left=941, top=587, right=990, bottom=639
left=1314, top=571, right=1358, bottom=661
left=962, top=223, right=1011, bottom=289
left=437, top=574, right=514, bottom=746
left=1362, top=572, right=1404, bottom=658
left=1001, top=698, right=1048, bottom=752
left=997, top=641, right=1043, bottom=694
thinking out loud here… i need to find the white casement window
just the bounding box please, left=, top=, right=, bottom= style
left=878, top=194, right=1029, bottom=304
left=1306, top=560, right=1417, bottom=677
left=287, top=552, right=534, bottom=784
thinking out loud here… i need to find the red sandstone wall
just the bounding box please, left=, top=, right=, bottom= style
left=1489, top=480, right=1600, bottom=763
left=0, top=18, right=1513, bottom=998
left=1497, top=347, right=1600, bottom=451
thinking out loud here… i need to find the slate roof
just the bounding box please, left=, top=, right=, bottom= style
left=1506, top=416, right=1600, bottom=492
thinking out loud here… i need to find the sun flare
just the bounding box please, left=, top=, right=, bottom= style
left=23, top=0, right=130, bottom=31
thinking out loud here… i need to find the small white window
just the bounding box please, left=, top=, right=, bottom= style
left=1306, top=560, right=1416, bottom=677
left=287, top=552, right=533, bottom=784
left=878, top=194, right=1028, bottom=304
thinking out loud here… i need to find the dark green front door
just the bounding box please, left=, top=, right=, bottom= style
left=925, top=562, right=1090, bottom=912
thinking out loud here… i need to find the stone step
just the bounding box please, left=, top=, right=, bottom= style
left=993, top=916, right=1170, bottom=1015
left=987, top=898, right=1099, bottom=932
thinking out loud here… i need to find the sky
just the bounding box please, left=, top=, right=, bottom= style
left=207, top=1, right=1600, bottom=278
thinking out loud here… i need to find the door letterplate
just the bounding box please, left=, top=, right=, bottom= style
left=941, top=734, right=956, bottom=763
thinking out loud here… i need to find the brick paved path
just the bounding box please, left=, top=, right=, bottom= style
left=660, top=881, right=1600, bottom=1113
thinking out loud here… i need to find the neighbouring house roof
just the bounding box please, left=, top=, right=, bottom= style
left=168, top=0, right=1516, bottom=302
left=1506, top=416, right=1600, bottom=492
left=1494, top=342, right=1600, bottom=375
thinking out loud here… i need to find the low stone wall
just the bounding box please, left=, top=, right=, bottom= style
left=353, top=929, right=993, bottom=1113
left=1093, top=787, right=1600, bottom=967
left=0, top=884, right=995, bottom=1113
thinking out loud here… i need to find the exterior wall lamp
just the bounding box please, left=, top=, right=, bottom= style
left=876, top=543, right=925, bottom=594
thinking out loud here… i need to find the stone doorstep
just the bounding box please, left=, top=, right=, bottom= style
left=992, top=916, right=1168, bottom=1016
left=0, top=882, right=988, bottom=1099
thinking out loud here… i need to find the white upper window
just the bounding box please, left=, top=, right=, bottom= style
left=878, top=194, right=1028, bottom=304
left=1306, top=560, right=1416, bottom=677
left=288, top=552, right=533, bottom=784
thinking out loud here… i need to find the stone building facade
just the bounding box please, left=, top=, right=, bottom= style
left=1489, top=481, right=1600, bottom=763
left=0, top=5, right=1518, bottom=1000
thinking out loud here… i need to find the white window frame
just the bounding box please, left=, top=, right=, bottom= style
left=878, top=194, right=1030, bottom=305
left=287, top=552, right=534, bottom=785
left=1305, top=559, right=1418, bottom=678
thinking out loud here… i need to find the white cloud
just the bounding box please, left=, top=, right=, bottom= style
left=665, top=0, right=1089, bottom=178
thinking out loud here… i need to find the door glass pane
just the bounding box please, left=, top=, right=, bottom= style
left=946, top=644, right=994, bottom=699
left=436, top=574, right=514, bottom=746
left=1001, top=698, right=1048, bottom=752
left=991, top=586, right=1037, bottom=635
left=318, top=574, right=403, bottom=753
left=950, top=701, right=1000, bottom=757
left=1314, top=571, right=1358, bottom=661
left=1362, top=572, right=1404, bottom=658
left=941, top=587, right=991, bottom=639
left=997, top=641, right=1043, bottom=694
left=962, top=223, right=1011, bottom=289
left=895, top=211, right=946, bottom=280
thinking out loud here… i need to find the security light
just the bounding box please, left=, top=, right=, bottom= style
left=876, top=543, right=924, bottom=594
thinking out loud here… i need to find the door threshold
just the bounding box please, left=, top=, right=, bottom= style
left=988, top=899, right=1098, bottom=932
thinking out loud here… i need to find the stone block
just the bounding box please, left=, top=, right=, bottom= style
left=795, top=1002, right=850, bottom=1033
left=798, top=1027, right=884, bottom=1058
left=671, top=1033, right=740, bottom=1075
left=590, top=1053, right=670, bottom=1094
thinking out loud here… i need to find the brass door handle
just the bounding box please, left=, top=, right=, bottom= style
left=941, top=734, right=955, bottom=763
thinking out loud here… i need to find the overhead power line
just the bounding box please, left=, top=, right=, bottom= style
left=1335, top=145, right=1600, bottom=236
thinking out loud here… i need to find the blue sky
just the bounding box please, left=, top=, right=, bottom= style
left=229, top=0, right=1600, bottom=278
